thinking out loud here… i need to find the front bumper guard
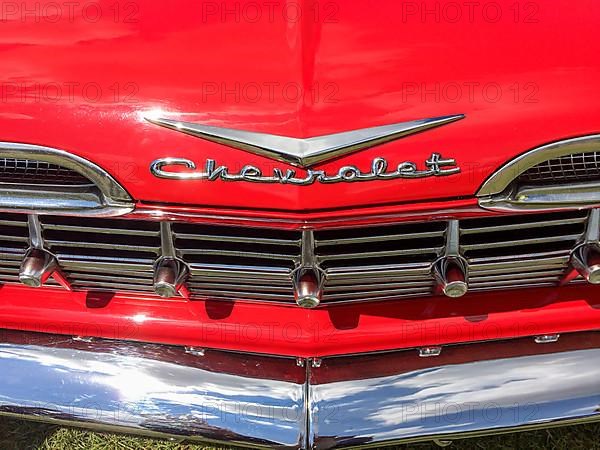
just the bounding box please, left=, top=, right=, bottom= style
left=0, top=330, right=599, bottom=449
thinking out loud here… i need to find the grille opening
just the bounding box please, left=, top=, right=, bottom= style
left=173, top=222, right=301, bottom=242
left=42, top=218, right=160, bottom=265
left=0, top=224, right=29, bottom=253
left=318, top=246, right=443, bottom=268
left=42, top=216, right=161, bottom=261
left=464, top=240, right=577, bottom=260
left=175, top=237, right=299, bottom=257
left=0, top=158, right=92, bottom=186
left=315, top=222, right=447, bottom=270
left=184, top=254, right=296, bottom=270
left=518, top=152, right=600, bottom=185
left=461, top=211, right=585, bottom=260
left=49, top=246, right=157, bottom=260
left=71, top=269, right=152, bottom=279
left=69, top=273, right=153, bottom=283
left=0, top=213, right=29, bottom=224
left=43, top=216, right=161, bottom=233
left=315, top=221, right=447, bottom=241
left=0, top=224, right=28, bottom=239
left=460, top=210, right=587, bottom=230
left=461, top=222, right=584, bottom=246
left=174, top=222, right=300, bottom=272
left=320, top=252, right=438, bottom=271
left=59, top=254, right=155, bottom=265
left=43, top=229, right=161, bottom=248
left=317, top=235, right=445, bottom=255
left=316, top=221, right=445, bottom=271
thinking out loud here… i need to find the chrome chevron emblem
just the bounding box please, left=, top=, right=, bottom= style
left=146, top=114, right=464, bottom=168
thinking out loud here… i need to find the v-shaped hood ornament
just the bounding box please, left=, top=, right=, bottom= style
left=146, top=114, right=464, bottom=168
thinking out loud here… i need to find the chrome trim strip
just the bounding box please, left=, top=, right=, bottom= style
left=146, top=115, right=465, bottom=168
left=478, top=135, right=600, bottom=197
left=0, top=142, right=134, bottom=216
left=479, top=182, right=600, bottom=212
left=0, top=330, right=599, bottom=448
left=128, top=202, right=482, bottom=228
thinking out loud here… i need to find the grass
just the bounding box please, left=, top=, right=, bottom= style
left=0, top=419, right=598, bottom=450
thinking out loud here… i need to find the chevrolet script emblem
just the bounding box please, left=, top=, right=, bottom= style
left=147, top=114, right=464, bottom=185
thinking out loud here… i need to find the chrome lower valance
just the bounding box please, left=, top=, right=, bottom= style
left=0, top=330, right=599, bottom=449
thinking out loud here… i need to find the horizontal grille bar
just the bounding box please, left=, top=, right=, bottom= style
left=189, top=265, right=292, bottom=279
left=469, top=269, right=566, bottom=283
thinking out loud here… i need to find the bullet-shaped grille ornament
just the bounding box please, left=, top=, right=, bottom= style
left=19, top=248, right=58, bottom=288
left=565, top=209, right=600, bottom=285
left=294, top=270, right=321, bottom=308
left=154, top=222, right=189, bottom=298
left=433, top=258, right=468, bottom=298
left=153, top=257, right=189, bottom=298
left=571, top=245, right=600, bottom=284
left=433, top=220, right=468, bottom=298
left=19, top=215, right=63, bottom=288
left=293, top=230, right=324, bottom=308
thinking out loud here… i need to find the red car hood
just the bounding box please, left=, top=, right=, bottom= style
left=1, top=0, right=599, bottom=211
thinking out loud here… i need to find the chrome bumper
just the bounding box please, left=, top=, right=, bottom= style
left=0, top=330, right=599, bottom=449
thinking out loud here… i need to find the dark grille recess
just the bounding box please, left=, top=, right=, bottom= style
left=0, top=210, right=591, bottom=304
left=518, top=152, right=600, bottom=184
left=0, top=158, right=92, bottom=186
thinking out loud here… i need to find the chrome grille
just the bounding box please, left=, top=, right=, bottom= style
left=461, top=211, right=587, bottom=291
left=0, top=158, right=92, bottom=186
left=316, top=221, right=447, bottom=302
left=0, top=210, right=591, bottom=304
left=518, top=152, right=600, bottom=184
left=172, top=222, right=299, bottom=302
left=42, top=216, right=160, bottom=293
left=0, top=214, right=29, bottom=284
left=0, top=214, right=61, bottom=287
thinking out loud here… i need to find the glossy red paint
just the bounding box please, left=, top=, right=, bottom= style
left=0, top=0, right=599, bottom=211
left=0, top=283, right=599, bottom=357
left=1, top=0, right=600, bottom=357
